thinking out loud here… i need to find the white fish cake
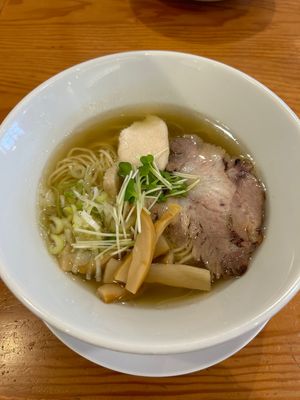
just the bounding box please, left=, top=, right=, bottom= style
left=118, top=115, right=169, bottom=170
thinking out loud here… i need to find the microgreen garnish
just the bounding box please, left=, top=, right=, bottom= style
left=45, top=153, right=199, bottom=262
left=124, top=179, right=137, bottom=203
left=118, top=162, right=133, bottom=178
left=118, top=154, right=200, bottom=209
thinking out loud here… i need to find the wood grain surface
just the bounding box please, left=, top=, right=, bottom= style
left=0, top=0, right=299, bottom=398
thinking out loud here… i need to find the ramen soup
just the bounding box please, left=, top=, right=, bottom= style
left=39, top=106, right=265, bottom=305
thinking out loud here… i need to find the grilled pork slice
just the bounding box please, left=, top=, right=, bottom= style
left=154, top=135, right=264, bottom=280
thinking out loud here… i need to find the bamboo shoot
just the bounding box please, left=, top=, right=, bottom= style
left=114, top=253, right=132, bottom=283
left=97, top=283, right=128, bottom=303
left=154, top=203, right=181, bottom=240
left=126, top=210, right=156, bottom=294
left=153, top=235, right=170, bottom=258
left=103, top=258, right=121, bottom=284
left=145, top=263, right=211, bottom=291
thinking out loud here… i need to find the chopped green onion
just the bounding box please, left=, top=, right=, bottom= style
left=49, top=216, right=64, bottom=234
left=48, top=234, right=65, bottom=255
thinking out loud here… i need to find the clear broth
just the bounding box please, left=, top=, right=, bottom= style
left=46, top=104, right=248, bottom=174
left=43, top=104, right=251, bottom=308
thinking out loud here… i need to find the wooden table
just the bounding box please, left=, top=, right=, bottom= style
left=0, top=0, right=299, bottom=398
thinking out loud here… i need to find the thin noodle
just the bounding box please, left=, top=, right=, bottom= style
left=173, top=240, right=193, bottom=263
left=48, top=145, right=117, bottom=187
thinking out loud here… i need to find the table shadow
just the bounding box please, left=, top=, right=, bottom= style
left=129, top=0, right=275, bottom=44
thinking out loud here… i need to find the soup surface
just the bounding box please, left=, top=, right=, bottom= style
left=45, top=105, right=245, bottom=167
left=39, top=105, right=264, bottom=307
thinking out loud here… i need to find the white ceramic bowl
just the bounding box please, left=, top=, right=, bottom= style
left=0, top=51, right=299, bottom=355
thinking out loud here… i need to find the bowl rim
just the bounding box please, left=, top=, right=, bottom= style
left=0, top=50, right=300, bottom=354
